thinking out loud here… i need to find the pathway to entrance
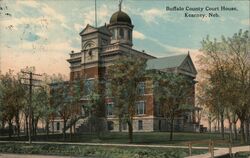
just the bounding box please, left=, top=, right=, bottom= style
left=185, top=145, right=250, bottom=158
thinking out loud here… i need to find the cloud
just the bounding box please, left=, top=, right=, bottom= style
left=133, top=30, right=146, bottom=40
left=241, top=19, right=249, bottom=26
left=74, top=23, right=83, bottom=32
left=146, top=37, right=199, bottom=56
left=142, top=8, right=163, bottom=24
left=41, top=4, right=65, bottom=22
left=16, top=0, right=40, bottom=8
left=80, top=4, right=110, bottom=27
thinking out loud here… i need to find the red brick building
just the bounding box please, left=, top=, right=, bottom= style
left=52, top=7, right=198, bottom=133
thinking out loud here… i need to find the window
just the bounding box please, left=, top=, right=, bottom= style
left=137, top=101, right=146, bottom=115
left=128, top=30, right=131, bottom=40
left=138, top=120, right=143, bottom=130
left=105, top=82, right=112, bottom=97
left=107, top=121, right=114, bottom=130
left=119, top=28, right=124, bottom=39
left=138, top=82, right=145, bottom=95
left=159, top=120, right=161, bottom=131
left=122, top=121, right=127, bottom=130
left=106, top=102, right=114, bottom=116
left=84, top=79, right=94, bottom=95
left=111, top=29, right=115, bottom=39
left=56, top=122, right=60, bottom=131
left=156, top=103, right=161, bottom=116
left=75, top=71, right=80, bottom=79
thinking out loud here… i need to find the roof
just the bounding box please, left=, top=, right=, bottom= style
left=79, top=24, right=111, bottom=36
left=110, top=11, right=132, bottom=24
left=146, top=53, right=188, bottom=70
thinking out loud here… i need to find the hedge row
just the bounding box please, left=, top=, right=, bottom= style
left=0, top=143, right=206, bottom=158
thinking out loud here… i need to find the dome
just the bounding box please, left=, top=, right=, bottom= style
left=109, top=11, right=132, bottom=25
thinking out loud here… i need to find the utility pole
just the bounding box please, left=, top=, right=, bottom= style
left=21, top=71, right=42, bottom=144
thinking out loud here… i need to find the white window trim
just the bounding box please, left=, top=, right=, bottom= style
left=106, top=102, right=114, bottom=116
left=137, top=101, right=146, bottom=116
left=138, top=82, right=146, bottom=95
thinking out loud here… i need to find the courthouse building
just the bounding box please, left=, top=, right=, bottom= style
left=52, top=6, right=198, bottom=132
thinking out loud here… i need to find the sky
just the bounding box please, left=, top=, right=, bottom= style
left=0, top=0, right=249, bottom=77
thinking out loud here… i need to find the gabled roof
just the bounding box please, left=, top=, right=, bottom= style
left=146, top=54, right=187, bottom=70
left=79, top=24, right=111, bottom=36
left=79, top=24, right=97, bottom=36
left=146, top=53, right=197, bottom=76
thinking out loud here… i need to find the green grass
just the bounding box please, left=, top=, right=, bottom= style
left=234, top=151, right=250, bottom=158
left=0, top=132, right=241, bottom=147
left=0, top=142, right=206, bottom=158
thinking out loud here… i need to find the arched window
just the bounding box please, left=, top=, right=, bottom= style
left=119, top=28, right=124, bottom=39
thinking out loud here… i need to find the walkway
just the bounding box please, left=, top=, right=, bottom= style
left=185, top=145, right=250, bottom=158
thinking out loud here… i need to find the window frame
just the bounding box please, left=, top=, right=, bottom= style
left=138, top=82, right=146, bottom=95
left=136, top=101, right=146, bottom=115
left=138, top=120, right=143, bottom=130
left=106, top=102, right=114, bottom=116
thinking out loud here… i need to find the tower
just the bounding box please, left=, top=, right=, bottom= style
left=107, top=1, right=133, bottom=47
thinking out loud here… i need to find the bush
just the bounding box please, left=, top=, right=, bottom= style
left=0, top=143, right=206, bottom=158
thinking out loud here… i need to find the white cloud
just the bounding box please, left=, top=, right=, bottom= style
left=74, top=23, right=83, bottom=32
left=241, top=19, right=249, bottom=26
left=140, top=8, right=165, bottom=24
left=16, top=0, right=40, bottom=8
left=133, top=30, right=146, bottom=40
left=41, top=4, right=65, bottom=22
left=142, top=8, right=163, bottom=23
left=147, top=37, right=198, bottom=55
left=81, top=4, right=110, bottom=27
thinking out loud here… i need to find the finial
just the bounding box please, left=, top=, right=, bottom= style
left=188, top=50, right=190, bottom=54
left=119, top=0, right=123, bottom=11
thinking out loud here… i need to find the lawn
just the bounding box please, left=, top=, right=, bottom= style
left=0, top=132, right=243, bottom=158
left=0, top=132, right=238, bottom=147
left=0, top=142, right=207, bottom=158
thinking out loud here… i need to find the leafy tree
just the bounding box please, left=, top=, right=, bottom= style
left=108, top=56, right=146, bottom=143
left=0, top=70, right=25, bottom=137
left=199, top=29, right=249, bottom=144
left=153, top=72, right=194, bottom=141
left=50, top=74, right=72, bottom=140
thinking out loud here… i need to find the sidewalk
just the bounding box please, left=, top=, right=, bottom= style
left=185, top=145, right=250, bottom=158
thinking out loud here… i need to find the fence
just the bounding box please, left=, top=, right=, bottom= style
left=184, top=139, right=232, bottom=158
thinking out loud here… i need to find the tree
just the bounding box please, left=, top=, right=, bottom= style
left=153, top=71, right=194, bottom=141
left=40, top=73, right=55, bottom=139
left=50, top=75, right=72, bottom=140
left=108, top=56, right=147, bottom=143
left=0, top=70, right=26, bottom=137
left=199, top=29, right=249, bottom=144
